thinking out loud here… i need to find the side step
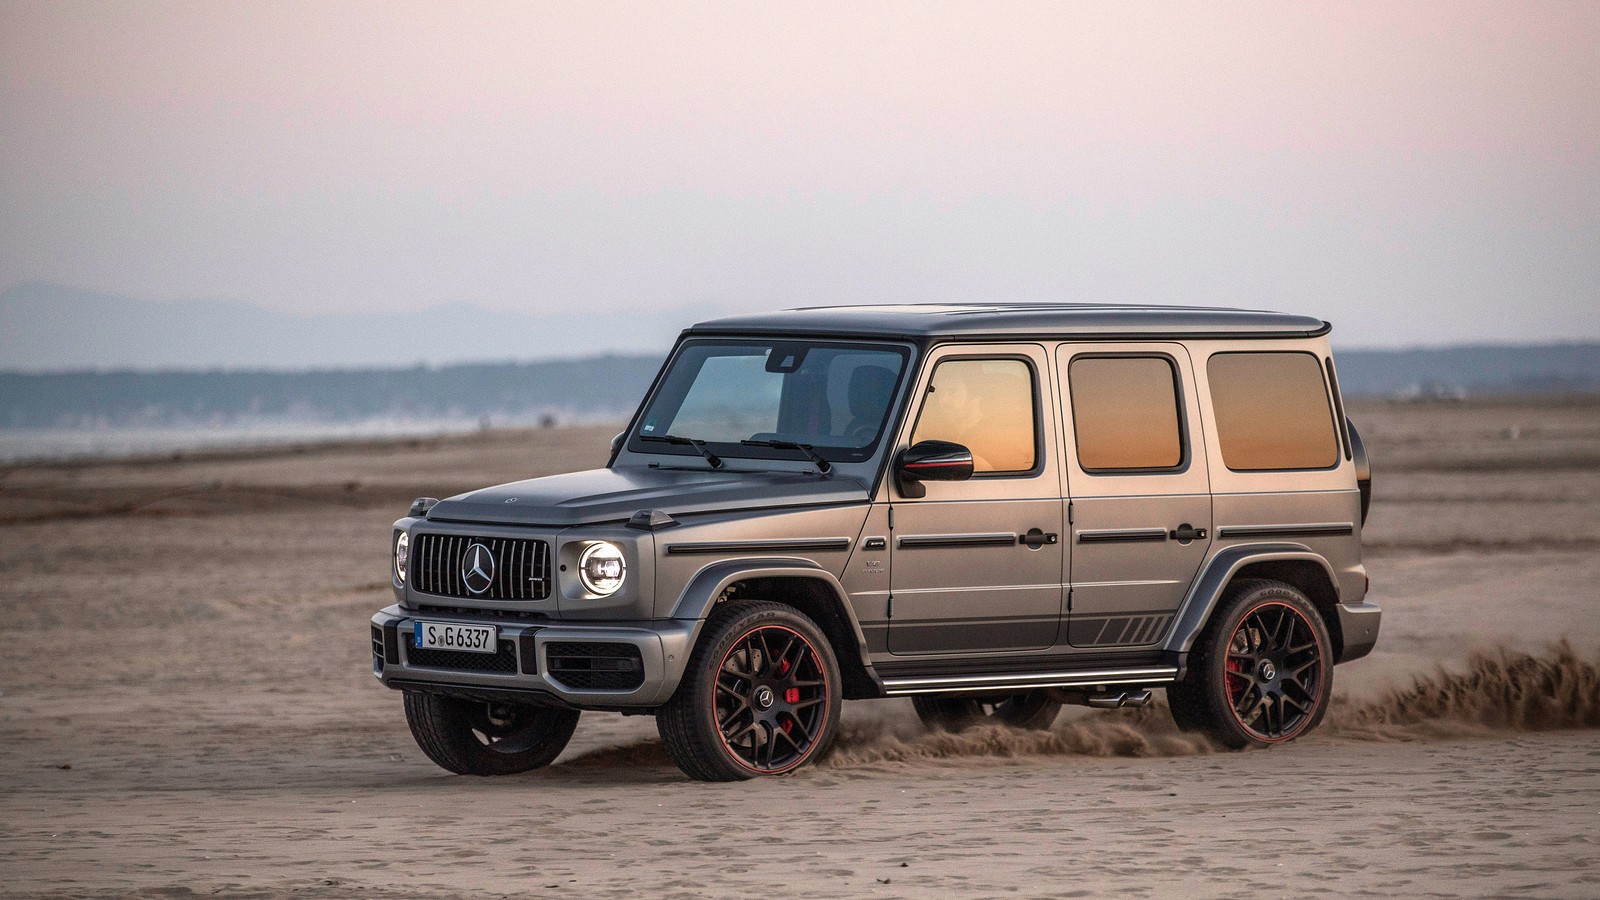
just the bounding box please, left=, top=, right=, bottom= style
left=879, top=666, right=1177, bottom=697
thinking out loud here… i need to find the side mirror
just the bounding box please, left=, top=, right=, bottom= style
left=610, top=431, right=626, bottom=456
left=895, top=440, right=974, bottom=498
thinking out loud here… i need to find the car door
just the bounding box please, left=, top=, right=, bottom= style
left=1056, top=344, right=1212, bottom=648
left=887, top=344, right=1065, bottom=655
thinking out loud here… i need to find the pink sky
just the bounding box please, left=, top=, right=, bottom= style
left=2, top=1, right=1596, bottom=347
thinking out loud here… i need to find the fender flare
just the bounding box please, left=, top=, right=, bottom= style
left=668, top=557, right=878, bottom=683
left=1165, top=543, right=1341, bottom=658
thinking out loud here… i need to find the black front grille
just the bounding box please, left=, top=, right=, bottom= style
left=411, top=534, right=550, bottom=601
left=546, top=642, right=645, bottom=691
left=406, top=639, right=519, bottom=674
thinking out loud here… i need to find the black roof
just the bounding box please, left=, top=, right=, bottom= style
left=688, top=303, right=1331, bottom=341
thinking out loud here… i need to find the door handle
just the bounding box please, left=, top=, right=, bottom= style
left=1020, top=528, right=1059, bottom=549
left=1169, top=523, right=1207, bottom=544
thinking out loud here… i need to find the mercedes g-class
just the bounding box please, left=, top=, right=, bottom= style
left=371, top=304, right=1377, bottom=780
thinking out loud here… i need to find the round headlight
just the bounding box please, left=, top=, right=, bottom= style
left=578, top=542, right=626, bottom=596
left=394, top=532, right=409, bottom=583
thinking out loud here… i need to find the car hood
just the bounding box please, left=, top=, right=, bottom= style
left=423, top=466, right=871, bottom=527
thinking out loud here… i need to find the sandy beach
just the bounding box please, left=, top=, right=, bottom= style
left=3, top=398, right=1599, bottom=898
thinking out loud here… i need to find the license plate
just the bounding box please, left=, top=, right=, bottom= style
left=413, top=621, right=498, bottom=654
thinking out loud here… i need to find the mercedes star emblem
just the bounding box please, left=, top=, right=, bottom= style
left=461, top=543, right=496, bottom=594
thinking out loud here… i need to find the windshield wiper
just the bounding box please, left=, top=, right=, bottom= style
left=740, top=439, right=832, bottom=475
left=640, top=434, right=723, bottom=469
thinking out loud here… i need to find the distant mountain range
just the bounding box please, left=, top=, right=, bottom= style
left=1333, top=344, right=1600, bottom=396
left=1, top=344, right=1595, bottom=432
left=0, top=282, right=712, bottom=371
left=2, top=282, right=1596, bottom=430
left=0, top=356, right=668, bottom=429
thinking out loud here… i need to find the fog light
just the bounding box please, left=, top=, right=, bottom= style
left=578, top=542, right=626, bottom=596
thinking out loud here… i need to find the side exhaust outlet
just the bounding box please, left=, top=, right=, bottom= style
left=1052, top=688, right=1155, bottom=709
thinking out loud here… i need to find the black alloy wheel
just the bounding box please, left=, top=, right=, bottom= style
left=1166, top=579, right=1333, bottom=749
left=912, top=690, right=1063, bottom=732
left=713, top=624, right=831, bottom=771
left=403, top=692, right=580, bottom=776
left=658, top=601, right=842, bottom=781
left=1223, top=601, right=1324, bottom=740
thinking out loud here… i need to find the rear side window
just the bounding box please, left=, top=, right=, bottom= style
left=1068, top=356, right=1184, bottom=471
left=1208, top=352, right=1339, bottom=471
left=910, top=358, right=1037, bottom=474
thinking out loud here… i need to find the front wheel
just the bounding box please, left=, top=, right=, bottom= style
left=403, top=692, right=580, bottom=776
left=657, top=601, right=842, bottom=781
left=912, top=691, right=1062, bottom=732
left=1166, top=579, right=1333, bottom=749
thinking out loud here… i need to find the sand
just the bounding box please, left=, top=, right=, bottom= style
left=2, top=399, right=1599, bottom=898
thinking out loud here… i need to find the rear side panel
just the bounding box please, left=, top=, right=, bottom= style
left=1190, top=337, right=1366, bottom=609
left=1162, top=337, right=1369, bottom=657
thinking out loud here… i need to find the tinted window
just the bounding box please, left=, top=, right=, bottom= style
left=1068, top=356, right=1184, bottom=471
left=910, top=358, right=1036, bottom=473
left=1208, top=352, right=1339, bottom=470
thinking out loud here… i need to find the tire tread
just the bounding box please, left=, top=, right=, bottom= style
left=403, top=691, right=579, bottom=776
left=912, top=692, right=1062, bottom=732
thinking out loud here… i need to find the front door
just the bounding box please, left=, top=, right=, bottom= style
left=887, top=344, right=1065, bottom=654
left=1056, top=344, right=1212, bottom=648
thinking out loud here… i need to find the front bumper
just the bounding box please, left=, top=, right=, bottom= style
left=1335, top=600, right=1381, bottom=663
left=369, top=605, right=696, bottom=708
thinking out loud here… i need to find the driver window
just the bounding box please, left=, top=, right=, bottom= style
left=910, top=358, right=1037, bottom=474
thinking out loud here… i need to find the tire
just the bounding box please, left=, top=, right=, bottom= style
left=1164, top=679, right=1209, bottom=733
left=912, top=691, right=1063, bottom=732
left=657, top=600, right=843, bottom=781
left=403, top=691, right=580, bottom=776
left=1167, top=579, right=1334, bottom=749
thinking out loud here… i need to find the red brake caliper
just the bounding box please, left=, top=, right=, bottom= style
left=778, top=651, right=799, bottom=732
left=1224, top=629, right=1247, bottom=701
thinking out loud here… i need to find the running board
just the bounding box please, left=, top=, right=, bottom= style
left=880, top=666, right=1178, bottom=697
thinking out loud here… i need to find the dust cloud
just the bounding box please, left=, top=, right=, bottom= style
left=1329, top=642, right=1600, bottom=739
left=558, top=644, right=1600, bottom=771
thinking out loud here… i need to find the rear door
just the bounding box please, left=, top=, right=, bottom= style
left=1056, top=344, right=1211, bottom=648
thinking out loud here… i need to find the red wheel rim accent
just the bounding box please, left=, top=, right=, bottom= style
left=1222, top=601, right=1324, bottom=742
left=711, top=624, right=830, bottom=774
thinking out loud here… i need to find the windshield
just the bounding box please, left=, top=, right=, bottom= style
left=630, top=339, right=909, bottom=465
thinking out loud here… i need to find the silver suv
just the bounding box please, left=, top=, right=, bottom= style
left=371, top=304, right=1378, bottom=780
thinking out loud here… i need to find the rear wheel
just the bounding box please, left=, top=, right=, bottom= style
left=657, top=601, right=842, bottom=781
left=1167, top=579, right=1332, bottom=748
left=912, top=691, right=1062, bottom=732
left=403, top=692, right=580, bottom=776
